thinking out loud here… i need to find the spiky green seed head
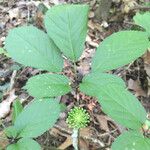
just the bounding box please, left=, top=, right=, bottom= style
left=66, top=107, right=90, bottom=129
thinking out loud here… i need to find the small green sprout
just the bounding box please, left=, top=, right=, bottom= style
left=67, top=107, right=90, bottom=129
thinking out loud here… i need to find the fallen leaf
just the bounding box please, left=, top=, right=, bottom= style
left=8, top=8, right=20, bottom=20
left=95, top=115, right=110, bottom=132
left=127, top=79, right=146, bottom=97
left=0, top=131, right=9, bottom=149
left=143, top=51, right=150, bottom=64
left=79, top=138, right=89, bottom=150
left=58, top=136, right=72, bottom=150
left=0, top=90, right=17, bottom=119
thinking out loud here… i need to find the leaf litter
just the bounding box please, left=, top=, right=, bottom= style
left=0, top=0, right=150, bottom=149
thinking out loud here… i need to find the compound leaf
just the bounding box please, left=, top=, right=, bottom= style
left=5, top=26, right=63, bottom=72
left=134, top=12, right=150, bottom=37
left=80, top=73, right=146, bottom=129
left=112, top=131, right=150, bottom=150
left=92, top=31, right=149, bottom=72
left=14, top=99, right=61, bottom=138
left=24, top=73, right=71, bottom=98
left=7, top=138, right=41, bottom=150
left=44, top=4, right=89, bottom=61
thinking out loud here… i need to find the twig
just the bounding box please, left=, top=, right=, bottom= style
left=54, top=124, right=106, bottom=148
left=82, top=135, right=105, bottom=147
left=8, top=70, right=17, bottom=92
left=131, top=5, right=150, bottom=10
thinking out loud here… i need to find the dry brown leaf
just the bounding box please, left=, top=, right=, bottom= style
left=147, top=77, right=150, bottom=96
left=143, top=51, right=150, bottom=64
left=86, top=35, right=99, bottom=48
left=89, top=11, right=95, bottom=19
left=80, top=127, right=93, bottom=138
left=87, top=101, right=96, bottom=111
left=127, top=79, right=146, bottom=97
left=79, top=138, right=89, bottom=150
left=58, top=136, right=72, bottom=150
left=143, top=51, right=150, bottom=77
left=8, top=8, right=20, bottom=20
left=95, top=115, right=109, bottom=132
left=122, top=0, right=137, bottom=13
left=0, top=131, right=9, bottom=149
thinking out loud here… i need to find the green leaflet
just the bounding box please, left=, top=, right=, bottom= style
left=7, top=138, right=41, bottom=150
left=80, top=73, right=146, bottom=129
left=14, top=99, right=61, bottom=138
left=24, top=73, right=71, bottom=98
left=134, top=12, right=150, bottom=37
left=5, top=26, right=63, bottom=72
left=97, top=85, right=146, bottom=129
left=12, top=99, right=23, bottom=124
left=44, top=4, right=89, bottom=61
left=92, top=31, right=149, bottom=72
left=4, top=126, right=18, bottom=138
left=0, top=47, right=9, bottom=57
left=80, top=72, right=125, bottom=97
left=112, top=131, right=150, bottom=150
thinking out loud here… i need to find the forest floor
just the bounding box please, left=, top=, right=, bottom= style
left=0, top=0, right=150, bottom=149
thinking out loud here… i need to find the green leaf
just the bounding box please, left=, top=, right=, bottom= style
left=112, top=131, right=150, bottom=150
left=5, top=26, right=63, bottom=72
left=80, top=72, right=125, bottom=97
left=24, top=73, right=71, bottom=98
left=97, top=87, right=147, bottom=129
left=92, top=31, right=149, bottom=72
left=4, top=126, right=18, bottom=138
left=0, top=47, right=10, bottom=57
left=7, top=138, right=41, bottom=150
left=134, top=12, right=150, bottom=37
left=80, top=73, right=147, bottom=129
left=12, top=99, right=23, bottom=124
left=14, top=99, right=61, bottom=138
left=44, top=4, right=89, bottom=61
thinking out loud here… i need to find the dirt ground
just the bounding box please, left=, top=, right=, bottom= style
left=0, top=0, right=150, bottom=149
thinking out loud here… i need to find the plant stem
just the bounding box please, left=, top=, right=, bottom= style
left=72, top=129, right=79, bottom=150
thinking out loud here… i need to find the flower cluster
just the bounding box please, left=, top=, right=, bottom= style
left=66, top=107, right=90, bottom=129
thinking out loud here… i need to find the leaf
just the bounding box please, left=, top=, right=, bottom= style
left=14, top=99, right=61, bottom=138
left=0, top=47, right=10, bottom=57
left=97, top=86, right=147, bottom=129
left=7, top=138, right=41, bottom=150
left=80, top=72, right=125, bottom=97
left=24, top=73, right=71, bottom=98
left=92, top=31, right=149, bottom=72
left=112, top=131, right=150, bottom=150
left=44, top=4, right=89, bottom=61
left=5, top=26, right=63, bottom=72
left=134, top=12, right=150, bottom=37
left=80, top=73, right=147, bottom=129
left=4, top=126, right=18, bottom=138
left=12, top=99, right=23, bottom=124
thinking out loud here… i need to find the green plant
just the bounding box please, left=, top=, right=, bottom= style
left=4, top=4, right=150, bottom=149
left=3, top=99, right=61, bottom=150
left=67, top=107, right=90, bottom=150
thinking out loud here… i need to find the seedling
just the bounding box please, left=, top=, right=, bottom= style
left=3, top=4, right=150, bottom=149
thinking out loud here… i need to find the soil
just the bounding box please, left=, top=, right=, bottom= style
left=0, top=0, right=150, bottom=150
